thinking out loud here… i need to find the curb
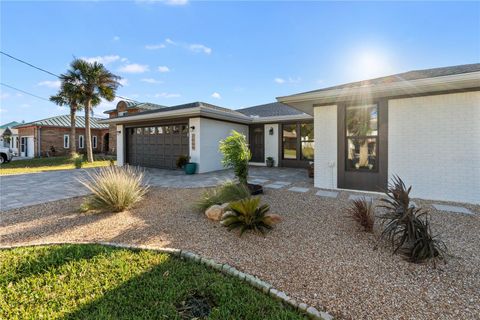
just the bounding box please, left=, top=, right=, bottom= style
left=1, top=241, right=334, bottom=320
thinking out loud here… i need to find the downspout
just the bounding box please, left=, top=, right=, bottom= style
left=37, top=127, right=41, bottom=157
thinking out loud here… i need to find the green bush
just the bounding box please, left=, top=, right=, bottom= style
left=196, top=181, right=250, bottom=211
left=378, top=175, right=447, bottom=264
left=221, top=197, right=280, bottom=236
left=78, top=165, right=149, bottom=212
left=74, top=156, right=83, bottom=169
left=219, top=130, right=251, bottom=185
left=176, top=155, right=190, bottom=169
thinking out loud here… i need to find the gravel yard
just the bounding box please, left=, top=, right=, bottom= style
left=1, top=187, right=479, bottom=319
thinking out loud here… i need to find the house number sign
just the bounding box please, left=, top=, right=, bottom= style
left=191, top=133, right=196, bottom=150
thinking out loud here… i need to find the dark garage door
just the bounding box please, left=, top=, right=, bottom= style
left=126, top=124, right=189, bottom=169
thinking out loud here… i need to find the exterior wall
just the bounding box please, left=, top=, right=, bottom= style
left=38, top=127, right=107, bottom=156
left=193, top=118, right=248, bottom=173
left=116, top=124, right=125, bottom=166
left=264, top=123, right=279, bottom=167
left=108, top=124, right=117, bottom=154
left=388, top=91, right=480, bottom=204
left=313, top=105, right=338, bottom=189
left=188, top=118, right=201, bottom=168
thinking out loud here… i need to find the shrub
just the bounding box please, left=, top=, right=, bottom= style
left=78, top=165, right=149, bottom=212
left=347, top=197, right=375, bottom=232
left=378, top=175, right=447, bottom=264
left=221, top=197, right=280, bottom=236
left=219, top=130, right=251, bottom=185
left=74, top=157, right=83, bottom=169
left=176, top=155, right=190, bottom=169
left=196, top=181, right=250, bottom=211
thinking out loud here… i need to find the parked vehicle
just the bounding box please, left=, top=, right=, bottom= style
left=0, top=146, right=14, bottom=164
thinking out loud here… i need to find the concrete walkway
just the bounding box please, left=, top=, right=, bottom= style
left=0, top=166, right=311, bottom=211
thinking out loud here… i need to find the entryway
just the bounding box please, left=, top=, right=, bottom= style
left=20, top=136, right=34, bottom=158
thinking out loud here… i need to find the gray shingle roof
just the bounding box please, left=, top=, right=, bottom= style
left=104, top=100, right=166, bottom=114
left=129, top=101, right=248, bottom=118
left=296, top=63, right=480, bottom=95
left=15, top=115, right=108, bottom=129
left=236, top=102, right=304, bottom=117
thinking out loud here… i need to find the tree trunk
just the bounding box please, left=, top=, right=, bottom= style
left=85, top=100, right=94, bottom=163
left=70, top=105, right=77, bottom=157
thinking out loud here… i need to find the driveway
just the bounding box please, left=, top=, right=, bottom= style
left=0, top=166, right=312, bottom=211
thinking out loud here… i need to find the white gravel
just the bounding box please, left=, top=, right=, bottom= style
left=1, top=187, right=479, bottom=320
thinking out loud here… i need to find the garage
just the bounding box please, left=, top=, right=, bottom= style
left=126, top=124, right=189, bottom=169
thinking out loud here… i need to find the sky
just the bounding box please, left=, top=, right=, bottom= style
left=1, top=0, right=479, bottom=124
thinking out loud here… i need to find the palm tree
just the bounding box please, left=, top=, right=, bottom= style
left=50, top=81, right=83, bottom=157
left=63, top=59, right=121, bottom=162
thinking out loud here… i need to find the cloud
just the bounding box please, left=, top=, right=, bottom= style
left=154, top=92, right=181, bottom=98
left=159, top=38, right=212, bottom=55
left=274, top=78, right=286, bottom=84
left=141, top=78, right=163, bottom=84
left=157, top=66, right=170, bottom=73
left=113, top=36, right=120, bottom=41
left=0, top=108, right=6, bottom=113
left=145, top=44, right=166, bottom=50
left=118, top=63, right=150, bottom=73
left=274, top=77, right=301, bottom=84
left=0, top=93, right=10, bottom=99
left=211, top=92, right=221, bottom=99
left=188, top=44, right=212, bottom=54
left=82, top=55, right=121, bottom=65
left=37, top=80, right=61, bottom=88
left=118, top=78, right=129, bottom=86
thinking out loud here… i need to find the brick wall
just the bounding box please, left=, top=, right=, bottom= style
left=39, top=127, right=109, bottom=156
left=388, top=91, right=480, bottom=204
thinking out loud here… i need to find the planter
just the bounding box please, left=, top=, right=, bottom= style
left=247, top=183, right=263, bottom=195
left=184, top=162, right=197, bottom=175
left=266, top=159, right=274, bottom=167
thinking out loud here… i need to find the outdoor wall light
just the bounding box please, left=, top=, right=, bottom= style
left=190, top=126, right=195, bottom=131
left=269, top=127, right=274, bottom=135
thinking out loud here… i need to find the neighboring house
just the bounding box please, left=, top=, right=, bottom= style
left=14, top=115, right=109, bottom=157
left=277, top=63, right=480, bottom=204
left=102, top=101, right=313, bottom=173
left=103, top=100, right=165, bottom=155
left=0, top=121, right=20, bottom=154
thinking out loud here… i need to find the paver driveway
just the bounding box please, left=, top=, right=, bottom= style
left=0, top=166, right=311, bottom=211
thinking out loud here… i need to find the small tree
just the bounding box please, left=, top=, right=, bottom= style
left=219, top=130, right=251, bottom=185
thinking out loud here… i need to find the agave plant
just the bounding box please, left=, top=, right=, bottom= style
left=347, top=197, right=375, bottom=232
left=221, top=197, right=280, bottom=236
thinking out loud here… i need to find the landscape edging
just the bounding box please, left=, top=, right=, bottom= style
left=1, top=241, right=334, bottom=320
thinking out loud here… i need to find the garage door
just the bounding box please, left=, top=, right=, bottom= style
left=126, top=124, right=189, bottom=169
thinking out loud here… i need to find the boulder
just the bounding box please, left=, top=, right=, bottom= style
left=205, top=205, right=224, bottom=221
left=263, top=213, right=282, bottom=225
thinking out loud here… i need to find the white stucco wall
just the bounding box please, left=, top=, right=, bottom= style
left=116, top=124, right=124, bottom=166
left=313, top=105, right=338, bottom=189
left=193, top=118, right=248, bottom=173
left=264, top=123, right=279, bottom=167
left=188, top=118, right=201, bottom=166
left=388, top=91, right=480, bottom=204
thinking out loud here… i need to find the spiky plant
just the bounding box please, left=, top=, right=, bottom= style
left=221, top=197, right=279, bottom=236
left=195, top=181, right=250, bottom=212
left=347, top=197, right=375, bottom=232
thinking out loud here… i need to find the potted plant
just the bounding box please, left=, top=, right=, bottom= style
left=176, top=155, right=197, bottom=174
left=308, top=161, right=314, bottom=178
left=266, top=156, right=274, bottom=167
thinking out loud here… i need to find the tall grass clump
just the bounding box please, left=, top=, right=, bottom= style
left=195, top=181, right=250, bottom=211
left=78, top=165, right=149, bottom=212
left=347, top=197, right=375, bottom=232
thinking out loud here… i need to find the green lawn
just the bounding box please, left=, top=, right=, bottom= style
left=0, top=156, right=113, bottom=175
left=0, top=244, right=304, bottom=319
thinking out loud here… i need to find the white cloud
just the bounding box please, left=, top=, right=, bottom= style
left=211, top=92, right=221, bottom=99
left=274, top=77, right=301, bottom=84
left=113, top=36, right=120, bottom=41
left=118, top=78, right=129, bottom=86
left=37, top=80, right=61, bottom=88
left=159, top=38, right=212, bottom=55
left=188, top=44, right=212, bottom=54
left=274, top=78, right=286, bottom=84
left=157, top=66, right=170, bottom=73
left=145, top=44, right=166, bottom=50
left=165, top=38, right=176, bottom=45
left=82, top=55, right=121, bottom=65
left=118, top=63, right=150, bottom=73
left=141, top=78, right=163, bottom=84
left=0, top=108, right=6, bottom=113
left=0, top=93, right=10, bottom=99
left=154, top=92, right=181, bottom=98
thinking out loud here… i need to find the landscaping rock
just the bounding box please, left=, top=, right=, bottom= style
left=205, top=205, right=224, bottom=221
left=221, top=210, right=234, bottom=220
left=264, top=213, right=282, bottom=225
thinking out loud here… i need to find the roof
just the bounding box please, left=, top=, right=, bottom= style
left=129, top=101, right=248, bottom=118
left=236, top=102, right=304, bottom=117
left=288, top=63, right=480, bottom=96
left=0, top=121, right=20, bottom=129
left=14, top=115, right=109, bottom=129
left=103, top=100, right=166, bottom=114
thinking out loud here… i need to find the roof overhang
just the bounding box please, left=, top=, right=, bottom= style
left=276, top=71, right=480, bottom=115
left=249, top=113, right=312, bottom=123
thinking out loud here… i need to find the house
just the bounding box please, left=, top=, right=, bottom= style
left=14, top=115, right=109, bottom=157
left=103, top=100, right=165, bottom=154
left=104, top=63, right=479, bottom=204
left=277, top=63, right=480, bottom=204
left=0, top=121, right=20, bottom=155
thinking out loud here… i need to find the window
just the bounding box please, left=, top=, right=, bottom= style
left=92, top=136, right=97, bottom=149
left=63, top=134, right=70, bottom=148
left=300, top=123, right=314, bottom=161
left=157, top=126, right=163, bottom=134
left=282, top=124, right=297, bottom=159
left=119, top=111, right=127, bottom=116
left=346, top=104, right=378, bottom=171
left=79, top=135, right=84, bottom=149
left=136, top=128, right=142, bottom=135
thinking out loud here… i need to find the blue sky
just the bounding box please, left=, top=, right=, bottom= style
left=1, top=0, right=479, bottom=124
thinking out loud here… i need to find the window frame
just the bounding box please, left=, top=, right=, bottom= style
left=92, top=136, right=97, bottom=149
left=345, top=104, right=379, bottom=172
left=79, top=135, right=84, bottom=149
left=281, top=122, right=314, bottom=161
left=63, top=134, right=70, bottom=149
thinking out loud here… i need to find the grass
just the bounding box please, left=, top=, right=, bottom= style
left=0, top=244, right=305, bottom=319
left=0, top=156, right=114, bottom=175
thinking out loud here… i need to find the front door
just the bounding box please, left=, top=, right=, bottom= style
left=20, top=137, right=28, bottom=157
left=249, top=125, right=264, bottom=163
